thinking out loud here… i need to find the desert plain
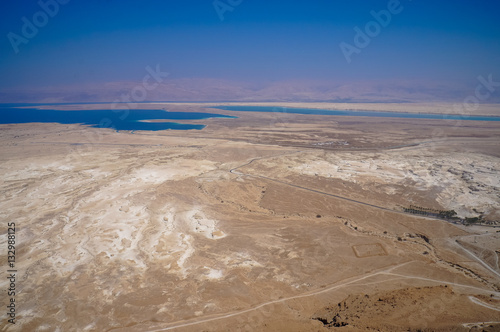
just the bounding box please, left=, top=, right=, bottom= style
left=1, top=102, right=500, bottom=331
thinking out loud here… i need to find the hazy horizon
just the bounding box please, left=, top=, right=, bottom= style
left=1, top=0, right=499, bottom=103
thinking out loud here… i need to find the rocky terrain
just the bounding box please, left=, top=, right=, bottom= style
left=1, top=103, right=499, bottom=331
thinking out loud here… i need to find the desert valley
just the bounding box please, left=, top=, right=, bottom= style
left=1, top=102, right=499, bottom=331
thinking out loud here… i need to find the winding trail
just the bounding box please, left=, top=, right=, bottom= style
left=456, top=241, right=500, bottom=279
left=144, top=262, right=412, bottom=332
left=141, top=263, right=499, bottom=332
left=468, top=296, right=500, bottom=312
left=382, top=273, right=500, bottom=295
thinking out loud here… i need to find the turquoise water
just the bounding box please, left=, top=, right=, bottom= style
left=212, top=105, right=500, bottom=122
left=2, top=104, right=499, bottom=132
left=0, top=105, right=236, bottom=131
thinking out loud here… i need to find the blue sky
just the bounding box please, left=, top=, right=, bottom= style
left=0, top=0, right=499, bottom=99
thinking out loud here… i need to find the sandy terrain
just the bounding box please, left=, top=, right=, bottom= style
left=1, top=103, right=499, bottom=331
left=40, top=101, right=500, bottom=117
left=167, top=102, right=500, bottom=117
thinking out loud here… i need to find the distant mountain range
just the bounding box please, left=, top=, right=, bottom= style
left=1, top=78, right=499, bottom=104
